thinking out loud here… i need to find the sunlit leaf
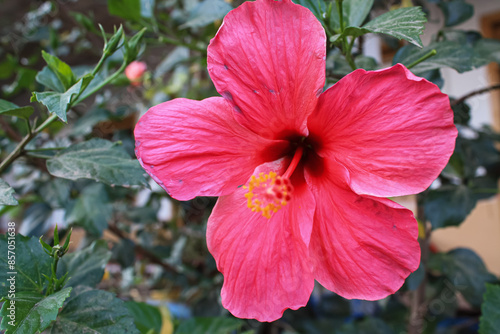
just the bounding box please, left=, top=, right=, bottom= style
left=46, top=138, right=147, bottom=187
left=32, top=74, right=93, bottom=123
left=342, top=7, right=426, bottom=47
left=0, top=179, right=18, bottom=206
left=41, top=51, right=76, bottom=91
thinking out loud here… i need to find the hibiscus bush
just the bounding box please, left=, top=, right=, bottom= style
left=1, top=0, right=500, bottom=333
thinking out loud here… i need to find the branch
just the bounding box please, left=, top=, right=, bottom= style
left=451, top=83, right=500, bottom=107
left=408, top=196, right=430, bottom=334
left=0, top=117, right=23, bottom=142
left=107, top=223, right=196, bottom=282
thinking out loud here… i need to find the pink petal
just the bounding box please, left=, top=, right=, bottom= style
left=207, top=162, right=315, bottom=321
left=304, top=164, right=420, bottom=300
left=134, top=97, right=288, bottom=200
left=207, top=0, right=326, bottom=139
left=307, top=64, right=457, bottom=197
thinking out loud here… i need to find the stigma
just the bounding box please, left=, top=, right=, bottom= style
left=244, top=171, right=293, bottom=219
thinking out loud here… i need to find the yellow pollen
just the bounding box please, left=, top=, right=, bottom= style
left=243, top=171, right=293, bottom=219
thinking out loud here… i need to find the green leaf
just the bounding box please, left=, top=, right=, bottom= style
left=108, top=0, right=141, bottom=21
left=475, top=38, right=500, bottom=65
left=428, top=248, right=498, bottom=307
left=48, top=286, right=140, bottom=334
left=0, top=179, right=18, bottom=206
left=393, top=41, right=473, bottom=74
left=438, top=0, right=474, bottom=27
left=125, top=302, right=162, bottom=334
left=295, top=0, right=325, bottom=23
left=345, top=7, right=426, bottom=48
left=181, top=0, right=233, bottom=29
left=344, top=0, right=373, bottom=27
left=479, top=284, right=500, bottom=334
left=0, top=99, right=34, bottom=120
left=3, top=68, right=37, bottom=98
left=31, top=74, right=93, bottom=123
left=57, top=240, right=112, bottom=287
left=175, top=317, right=244, bottom=334
left=46, top=138, right=147, bottom=187
left=41, top=51, right=76, bottom=91
left=65, top=184, right=112, bottom=236
left=36, top=66, right=66, bottom=93
left=0, top=288, right=72, bottom=334
left=452, top=100, right=471, bottom=125
left=405, top=262, right=425, bottom=291
left=0, top=234, right=51, bottom=297
left=423, top=185, right=477, bottom=229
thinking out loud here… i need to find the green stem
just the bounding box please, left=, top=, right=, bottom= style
left=336, top=0, right=356, bottom=71
left=25, top=147, right=66, bottom=152
left=406, top=49, right=437, bottom=69
left=46, top=250, right=60, bottom=296
left=345, top=37, right=357, bottom=71
left=337, top=0, right=344, bottom=31
left=76, top=61, right=127, bottom=103
left=156, top=35, right=206, bottom=53
left=92, top=53, right=108, bottom=77
left=0, top=133, right=35, bottom=173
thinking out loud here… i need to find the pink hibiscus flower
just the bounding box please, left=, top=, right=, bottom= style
left=134, top=0, right=457, bottom=322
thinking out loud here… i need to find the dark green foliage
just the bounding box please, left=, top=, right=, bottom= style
left=479, top=284, right=500, bottom=334
left=48, top=286, right=140, bottom=334
left=0, top=0, right=500, bottom=333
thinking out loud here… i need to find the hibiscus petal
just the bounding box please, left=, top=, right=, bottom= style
left=207, top=162, right=315, bottom=321
left=305, top=165, right=420, bottom=300
left=208, top=0, right=326, bottom=139
left=307, top=64, right=457, bottom=197
left=134, top=97, right=287, bottom=200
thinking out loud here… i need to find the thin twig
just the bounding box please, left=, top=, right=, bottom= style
left=0, top=118, right=22, bottom=142
left=107, top=223, right=195, bottom=282
left=408, top=196, right=430, bottom=334
left=451, top=83, right=500, bottom=107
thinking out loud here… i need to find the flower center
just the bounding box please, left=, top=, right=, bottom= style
left=243, top=146, right=304, bottom=219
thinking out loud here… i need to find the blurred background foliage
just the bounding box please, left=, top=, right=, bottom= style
left=1, top=0, right=500, bottom=333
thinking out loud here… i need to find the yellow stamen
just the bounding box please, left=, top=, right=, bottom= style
left=243, top=171, right=293, bottom=219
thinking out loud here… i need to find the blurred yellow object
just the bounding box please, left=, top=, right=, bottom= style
left=102, top=268, right=110, bottom=281
left=159, top=305, right=173, bottom=334
left=418, top=220, right=426, bottom=239
left=390, top=0, right=413, bottom=10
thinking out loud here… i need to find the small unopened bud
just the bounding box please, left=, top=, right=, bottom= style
left=125, top=61, right=147, bottom=86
